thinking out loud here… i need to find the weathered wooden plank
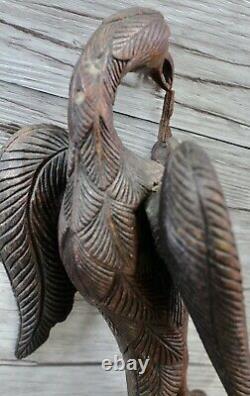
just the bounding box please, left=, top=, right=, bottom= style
left=2, top=0, right=250, bottom=64
left=0, top=365, right=127, bottom=396
left=0, top=364, right=226, bottom=396
left=0, top=1, right=249, bottom=147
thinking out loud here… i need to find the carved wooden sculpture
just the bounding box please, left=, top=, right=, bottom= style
left=0, top=7, right=249, bottom=396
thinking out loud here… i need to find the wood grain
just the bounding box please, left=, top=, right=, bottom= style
left=0, top=1, right=249, bottom=395
left=0, top=365, right=225, bottom=396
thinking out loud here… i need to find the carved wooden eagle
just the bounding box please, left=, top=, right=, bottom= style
left=0, top=7, right=249, bottom=396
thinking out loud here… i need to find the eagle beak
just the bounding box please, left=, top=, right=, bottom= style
left=151, top=52, right=174, bottom=91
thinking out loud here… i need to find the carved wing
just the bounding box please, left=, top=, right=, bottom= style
left=0, top=124, right=75, bottom=359
left=157, top=140, right=250, bottom=394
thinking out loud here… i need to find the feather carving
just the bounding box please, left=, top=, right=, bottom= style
left=159, top=141, right=250, bottom=395
left=0, top=125, right=75, bottom=358
left=59, top=7, right=188, bottom=395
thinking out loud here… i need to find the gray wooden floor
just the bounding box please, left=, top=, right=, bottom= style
left=0, top=1, right=249, bottom=395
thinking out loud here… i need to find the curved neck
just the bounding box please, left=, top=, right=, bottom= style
left=67, top=8, right=172, bottom=187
